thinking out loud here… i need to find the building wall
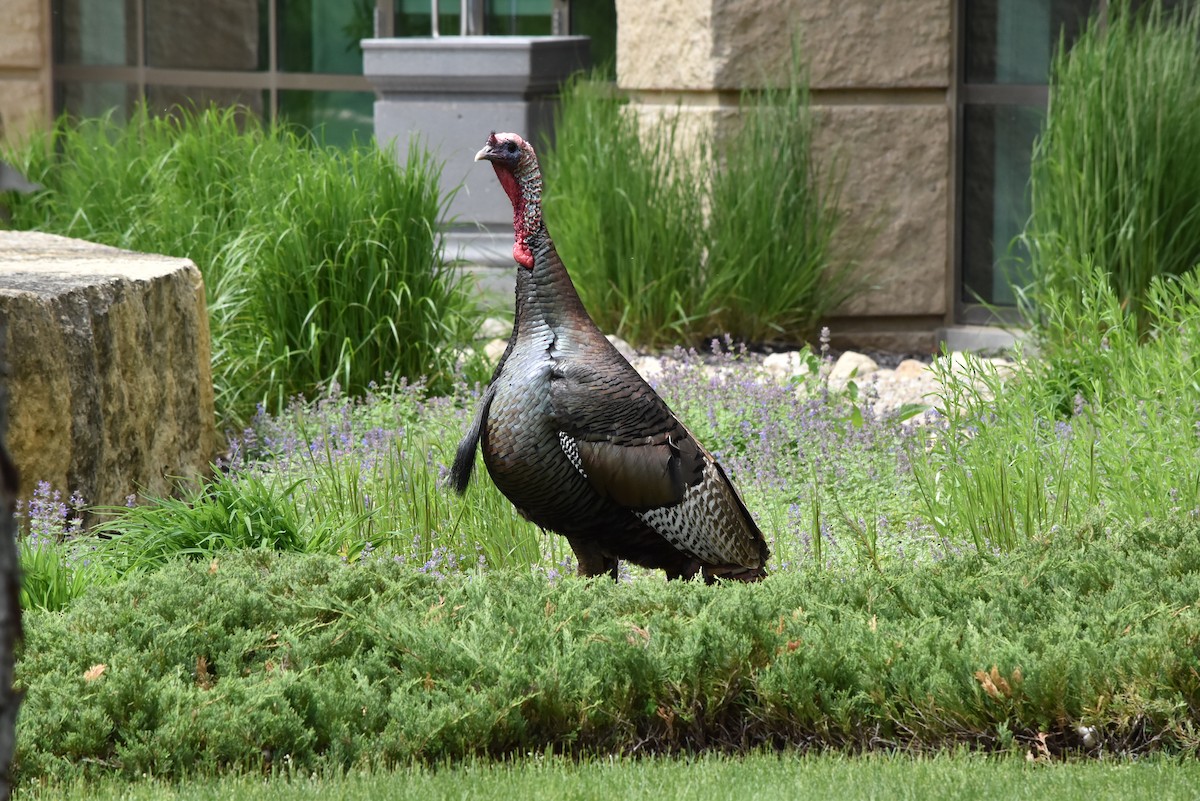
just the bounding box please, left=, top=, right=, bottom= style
left=617, top=0, right=954, bottom=350
left=0, top=1, right=956, bottom=349
left=0, top=0, right=52, bottom=143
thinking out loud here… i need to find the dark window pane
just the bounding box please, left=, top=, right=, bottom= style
left=145, top=0, right=262, bottom=70
left=395, top=0, right=461, bottom=36
left=56, top=81, right=136, bottom=120
left=279, top=0, right=370, bottom=74
left=144, top=85, right=265, bottom=118
left=961, top=104, right=1044, bottom=306
left=278, top=90, right=375, bottom=147
left=485, top=0, right=552, bottom=35
left=571, top=0, right=615, bottom=77
left=55, top=0, right=136, bottom=66
left=965, top=0, right=1094, bottom=84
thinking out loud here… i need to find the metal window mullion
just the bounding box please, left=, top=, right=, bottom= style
left=54, top=65, right=372, bottom=93
left=376, top=0, right=395, bottom=37
left=959, top=83, right=1049, bottom=107
left=463, top=0, right=484, bottom=35
left=136, top=0, right=146, bottom=103
left=552, top=0, right=568, bottom=35
left=268, top=0, right=279, bottom=121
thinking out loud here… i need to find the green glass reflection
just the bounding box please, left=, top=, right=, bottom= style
left=278, top=90, right=376, bottom=148
left=279, top=0, right=370, bottom=73
left=961, top=104, right=1044, bottom=306
left=395, top=0, right=461, bottom=37
left=571, top=1, right=615, bottom=78
left=485, top=0, right=552, bottom=35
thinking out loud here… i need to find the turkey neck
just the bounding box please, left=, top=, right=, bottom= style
left=512, top=233, right=594, bottom=342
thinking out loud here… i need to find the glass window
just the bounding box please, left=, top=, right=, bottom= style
left=144, top=86, right=265, bottom=118
left=144, top=0, right=262, bottom=70
left=53, top=0, right=599, bottom=151
left=961, top=104, right=1043, bottom=306
left=395, top=0, right=462, bottom=37
left=278, top=90, right=376, bottom=147
left=485, top=0, right=552, bottom=35
left=58, top=82, right=136, bottom=120
left=279, top=0, right=370, bottom=74
left=959, top=0, right=1098, bottom=312
left=571, top=1, right=616, bottom=76
left=965, top=0, right=1093, bottom=84
left=55, top=0, right=136, bottom=66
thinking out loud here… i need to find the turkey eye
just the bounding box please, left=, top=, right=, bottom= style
left=505, top=141, right=518, bottom=154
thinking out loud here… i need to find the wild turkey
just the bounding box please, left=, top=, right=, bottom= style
left=451, top=131, right=769, bottom=582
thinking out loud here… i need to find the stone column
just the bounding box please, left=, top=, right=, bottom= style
left=0, top=0, right=51, bottom=143
left=616, top=0, right=953, bottom=352
left=0, top=232, right=219, bottom=514
left=364, top=36, right=590, bottom=266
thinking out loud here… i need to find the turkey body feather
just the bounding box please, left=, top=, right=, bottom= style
left=450, top=132, right=769, bottom=582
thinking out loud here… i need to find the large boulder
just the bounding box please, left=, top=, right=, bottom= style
left=0, top=231, right=217, bottom=514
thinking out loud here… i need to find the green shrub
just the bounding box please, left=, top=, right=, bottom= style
left=17, top=522, right=1200, bottom=785
left=1022, top=1, right=1200, bottom=342
left=2, top=106, right=478, bottom=425
left=542, top=68, right=854, bottom=348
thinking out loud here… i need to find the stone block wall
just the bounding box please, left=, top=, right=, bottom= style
left=616, top=0, right=953, bottom=351
left=0, top=0, right=51, bottom=143
left=0, top=232, right=218, bottom=513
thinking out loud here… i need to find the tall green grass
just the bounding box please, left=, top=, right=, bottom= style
left=1022, top=1, right=1200, bottom=340
left=914, top=267, right=1200, bottom=550
left=542, top=69, right=853, bottom=348
left=541, top=76, right=706, bottom=346
left=703, top=78, right=852, bottom=342
left=2, top=106, right=478, bottom=425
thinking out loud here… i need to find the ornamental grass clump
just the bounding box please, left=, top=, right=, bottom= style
left=542, top=65, right=854, bottom=349
left=913, top=268, right=1200, bottom=551
left=541, top=74, right=706, bottom=347
left=2, top=105, right=478, bottom=425
left=1022, top=1, right=1200, bottom=347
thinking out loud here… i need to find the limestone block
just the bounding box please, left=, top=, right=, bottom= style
left=0, top=232, right=217, bottom=512
left=617, top=0, right=951, bottom=92
left=711, top=0, right=951, bottom=90
left=0, top=0, right=44, bottom=68
left=813, top=104, right=950, bottom=317
left=616, top=0, right=716, bottom=90
left=623, top=101, right=740, bottom=163
left=0, top=79, right=49, bottom=143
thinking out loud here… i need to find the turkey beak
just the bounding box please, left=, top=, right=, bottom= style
left=474, top=145, right=493, bottom=162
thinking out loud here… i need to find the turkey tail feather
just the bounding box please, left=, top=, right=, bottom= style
left=450, top=385, right=495, bottom=495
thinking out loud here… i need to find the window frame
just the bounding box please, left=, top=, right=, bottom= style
left=51, top=0, right=576, bottom=122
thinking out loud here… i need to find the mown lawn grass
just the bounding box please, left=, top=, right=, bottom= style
left=22, top=752, right=1200, bottom=801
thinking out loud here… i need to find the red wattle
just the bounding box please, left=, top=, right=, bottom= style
left=513, top=242, right=534, bottom=269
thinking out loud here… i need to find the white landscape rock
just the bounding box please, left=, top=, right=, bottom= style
left=828, top=351, right=880, bottom=390
left=893, top=358, right=931, bottom=380
left=483, top=337, right=509, bottom=364
left=632, top=355, right=665, bottom=383
left=478, top=316, right=511, bottom=340
left=761, top=351, right=814, bottom=382
left=606, top=334, right=638, bottom=363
